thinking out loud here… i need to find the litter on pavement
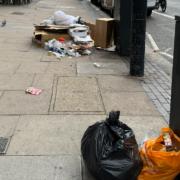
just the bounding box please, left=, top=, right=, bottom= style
left=138, top=127, right=180, bottom=180
left=33, top=11, right=115, bottom=60
left=25, top=87, right=42, bottom=95
left=33, top=11, right=94, bottom=59
left=0, top=20, right=6, bottom=27
left=81, top=111, right=143, bottom=180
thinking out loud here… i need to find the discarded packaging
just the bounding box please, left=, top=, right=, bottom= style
left=40, top=11, right=80, bottom=26
left=53, top=11, right=79, bottom=25
left=0, top=20, right=6, bottom=27
left=93, top=62, right=101, bottom=68
left=138, top=127, right=180, bottom=180
left=26, top=87, right=42, bottom=95
left=69, top=26, right=88, bottom=38
left=81, top=111, right=143, bottom=180
left=45, top=39, right=82, bottom=58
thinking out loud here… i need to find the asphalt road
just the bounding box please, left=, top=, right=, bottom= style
left=146, top=0, right=180, bottom=62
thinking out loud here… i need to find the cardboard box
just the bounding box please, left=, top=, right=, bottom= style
left=95, top=18, right=114, bottom=48
left=33, top=30, right=71, bottom=46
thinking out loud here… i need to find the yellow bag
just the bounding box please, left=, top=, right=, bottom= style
left=138, top=128, right=180, bottom=180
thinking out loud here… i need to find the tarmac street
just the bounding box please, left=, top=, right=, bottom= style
left=0, top=0, right=171, bottom=179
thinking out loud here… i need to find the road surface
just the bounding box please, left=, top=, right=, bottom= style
left=146, top=0, right=180, bottom=62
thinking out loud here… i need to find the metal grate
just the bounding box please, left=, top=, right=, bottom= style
left=0, top=137, right=10, bottom=154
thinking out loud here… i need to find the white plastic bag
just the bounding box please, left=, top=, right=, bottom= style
left=53, top=11, right=79, bottom=25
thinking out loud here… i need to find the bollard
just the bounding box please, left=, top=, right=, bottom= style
left=115, top=0, right=133, bottom=56
left=170, top=16, right=180, bottom=137
left=130, top=0, right=147, bottom=76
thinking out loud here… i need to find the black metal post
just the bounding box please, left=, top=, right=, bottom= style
left=115, top=0, right=133, bottom=56
left=130, top=0, right=147, bottom=76
left=170, top=16, right=180, bottom=137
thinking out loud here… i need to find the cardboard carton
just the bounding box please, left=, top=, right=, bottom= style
left=95, top=18, right=114, bottom=48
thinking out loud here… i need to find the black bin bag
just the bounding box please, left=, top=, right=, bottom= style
left=81, top=111, right=143, bottom=180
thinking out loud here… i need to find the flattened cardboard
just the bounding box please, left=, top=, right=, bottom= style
left=33, top=30, right=71, bottom=46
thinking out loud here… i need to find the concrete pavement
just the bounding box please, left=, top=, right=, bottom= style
left=0, top=0, right=168, bottom=179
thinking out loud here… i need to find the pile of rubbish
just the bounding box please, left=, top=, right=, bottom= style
left=34, top=11, right=94, bottom=59
left=81, top=111, right=180, bottom=180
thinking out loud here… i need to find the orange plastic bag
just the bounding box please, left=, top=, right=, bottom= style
left=138, top=128, right=180, bottom=180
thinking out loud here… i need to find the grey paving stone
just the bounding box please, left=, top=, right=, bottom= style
left=0, top=116, right=19, bottom=137
left=162, top=103, right=170, bottom=112
left=32, top=74, right=54, bottom=90
left=146, top=92, right=157, bottom=100
left=46, top=62, right=76, bottom=76
left=0, top=74, right=34, bottom=90
left=54, top=77, right=104, bottom=112
left=98, top=76, right=144, bottom=92
left=77, top=62, right=128, bottom=75
left=102, top=92, right=160, bottom=116
left=7, top=115, right=105, bottom=155
left=156, top=94, right=167, bottom=104
left=141, top=83, right=151, bottom=92
left=16, top=62, right=49, bottom=74
left=41, top=53, right=60, bottom=62
left=55, top=92, right=104, bottom=112
left=0, top=62, right=20, bottom=74
left=0, top=155, right=81, bottom=180
left=57, top=77, right=99, bottom=93
left=0, top=91, right=51, bottom=115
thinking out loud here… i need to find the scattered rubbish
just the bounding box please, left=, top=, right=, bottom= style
left=1, top=20, right=6, bottom=27
left=44, top=39, right=82, bottom=58
left=40, top=11, right=80, bottom=26
left=69, top=26, right=88, bottom=38
left=58, top=37, right=65, bottom=42
left=26, top=87, right=42, bottom=95
left=96, top=46, right=116, bottom=52
left=54, top=11, right=79, bottom=25
left=33, top=11, right=115, bottom=60
left=81, top=111, right=143, bottom=180
left=138, top=127, right=180, bottom=180
left=93, top=62, right=101, bottom=68
left=33, top=25, right=71, bottom=46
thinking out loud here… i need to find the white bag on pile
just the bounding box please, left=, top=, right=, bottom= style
left=53, top=11, right=79, bottom=25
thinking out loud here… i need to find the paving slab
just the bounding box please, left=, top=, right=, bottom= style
left=0, top=116, right=19, bottom=137
left=0, top=91, right=51, bottom=115
left=98, top=76, right=144, bottom=93
left=0, top=74, right=34, bottom=90
left=32, top=74, right=54, bottom=90
left=7, top=115, right=105, bottom=155
left=0, top=62, right=20, bottom=74
left=16, top=62, right=49, bottom=74
left=0, top=155, right=81, bottom=180
left=46, top=62, right=76, bottom=76
left=102, top=92, right=160, bottom=116
left=90, top=50, right=122, bottom=62
left=77, top=61, right=128, bottom=75
left=57, top=77, right=99, bottom=93
left=54, top=77, right=104, bottom=112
